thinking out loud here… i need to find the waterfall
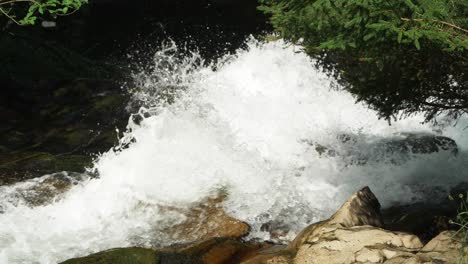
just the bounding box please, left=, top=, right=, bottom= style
left=0, top=39, right=466, bottom=264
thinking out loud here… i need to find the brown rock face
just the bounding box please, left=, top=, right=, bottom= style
left=171, top=237, right=269, bottom=264
left=287, top=187, right=465, bottom=264
left=328, top=186, right=384, bottom=228
left=240, top=245, right=293, bottom=264
left=164, top=195, right=251, bottom=243
left=289, top=186, right=383, bottom=250
left=293, top=226, right=423, bottom=264
left=61, top=187, right=467, bottom=264
left=417, top=231, right=468, bottom=263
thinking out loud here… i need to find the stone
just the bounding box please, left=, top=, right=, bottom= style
left=310, top=133, right=458, bottom=165
left=166, top=237, right=267, bottom=264
left=60, top=187, right=467, bottom=264
left=328, top=186, right=384, bottom=228
left=241, top=254, right=292, bottom=264
left=288, top=187, right=466, bottom=264
left=60, top=247, right=158, bottom=264
left=417, top=231, right=468, bottom=263
left=164, top=195, right=251, bottom=242
left=289, top=186, right=383, bottom=250
left=293, top=226, right=423, bottom=264
left=240, top=245, right=293, bottom=264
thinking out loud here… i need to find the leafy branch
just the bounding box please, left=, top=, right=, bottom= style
left=0, top=0, right=87, bottom=25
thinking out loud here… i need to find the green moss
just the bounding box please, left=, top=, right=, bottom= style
left=0, top=151, right=92, bottom=185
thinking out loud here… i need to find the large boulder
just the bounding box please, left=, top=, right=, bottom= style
left=61, top=187, right=467, bottom=264
left=61, top=238, right=267, bottom=264
left=286, top=187, right=466, bottom=264
left=289, top=187, right=384, bottom=250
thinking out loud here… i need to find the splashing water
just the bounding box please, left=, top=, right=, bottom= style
left=1, top=39, right=467, bottom=263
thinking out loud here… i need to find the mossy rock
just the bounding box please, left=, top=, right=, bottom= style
left=60, top=238, right=268, bottom=264
left=0, top=151, right=93, bottom=185
left=60, top=247, right=158, bottom=264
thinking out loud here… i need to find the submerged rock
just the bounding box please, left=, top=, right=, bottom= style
left=310, top=133, right=458, bottom=165
left=0, top=172, right=90, bottom=209
left=0, top=152, right=92, bottom=185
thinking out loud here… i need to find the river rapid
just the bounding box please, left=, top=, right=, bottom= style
left=0, top=39, right=467, bottom=264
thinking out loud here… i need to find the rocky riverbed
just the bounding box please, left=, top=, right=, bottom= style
left=60, top=187, right=467, bottom=264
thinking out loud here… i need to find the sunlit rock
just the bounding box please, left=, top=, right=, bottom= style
left=294, top=226, right=423, bottom=264
left=286, top=187, right=464, bottom=264
left=417, top=231, right=468, bottom=263
left=163, top=194, right=251, bottom=242
left=289, top=186, right=384, bottom=250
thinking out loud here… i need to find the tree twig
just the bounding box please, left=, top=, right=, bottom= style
left=436, top=20, right=468, bottom=34
left=0, top=0, right=35, bottom=6
left=401, top=17, right=468, bottom=34
left=0, top=7, right=21, bottom=25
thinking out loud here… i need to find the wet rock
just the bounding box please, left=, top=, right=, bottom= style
left=60, top=187, right=467, bottom=264
left=60, top=247, right=158, bottom=264
left=174, top=237, right=265, bottom=264
left=61, top=238, right=267, bottom=264
left=0, top=151, right=92, bottom=185
left=164, top=194, right=251, bottom=242
left=0, top=172, right=90, bottom=207
left=240, top=245, right=293, bottom=264
left=310, top=133, right=458, bottom=165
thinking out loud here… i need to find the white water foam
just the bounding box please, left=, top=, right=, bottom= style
left=0, top=39, right=467, bottom=263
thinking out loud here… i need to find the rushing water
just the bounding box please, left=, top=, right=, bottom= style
left=1, top=39, right=467, bottom=263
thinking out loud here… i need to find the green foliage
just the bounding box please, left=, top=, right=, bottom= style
left=259, top=0, right=467, bottom=52
left=259, top=0, right=468, bottom=122
left=449, top=191, right=468, bottom=263
left=0, top=0, right=87, bottom=25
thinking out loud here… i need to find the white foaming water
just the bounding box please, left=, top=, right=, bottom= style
left=1, top=39, right=467, bottom=263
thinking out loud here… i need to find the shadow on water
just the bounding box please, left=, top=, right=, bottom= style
left=0, top=0, right=270, bottom=185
